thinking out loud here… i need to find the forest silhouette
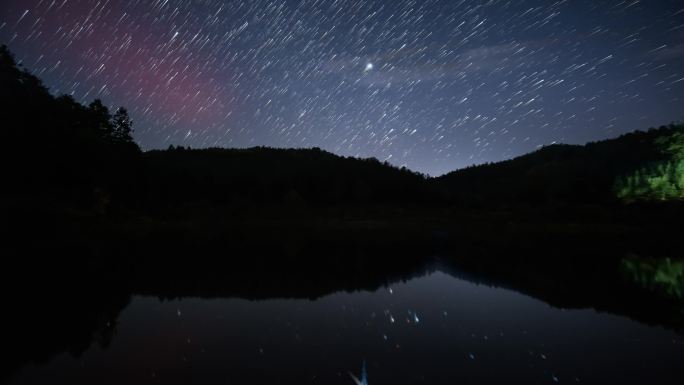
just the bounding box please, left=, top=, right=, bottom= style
left=2, top=44, right=682, bottom=216
left=3, top=39, right=683, bottom=292
left=3, top=42, right=684, bottom=265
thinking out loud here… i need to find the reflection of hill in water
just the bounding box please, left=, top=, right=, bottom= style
left=0, top=245, right=432, bottom=382
left=438, top=257, right=684, bottom=334
left=3, top=241, right=684, bottom=383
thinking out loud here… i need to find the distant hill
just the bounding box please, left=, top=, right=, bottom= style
left=141, top=124, right=684, bottom=209
left=144, top=146, right=428, bottom=207
left=435, top=125, right=684, bottom=205
left=2, top=43, right=682, bottom=213
left=1, top=43, right=428, bottom=210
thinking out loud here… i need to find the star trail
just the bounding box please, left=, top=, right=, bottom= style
left=1, top=0, right=683, bottom=175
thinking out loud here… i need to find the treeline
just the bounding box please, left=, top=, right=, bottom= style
left=144, top=146, right=428, bottom=208
left=2, top=43, right=683, bottom=216
left=1, top=44, right=431, bottom=212
left=435, top=124, right=684, bottom=205
left=1, top=45, right=141, bottom=209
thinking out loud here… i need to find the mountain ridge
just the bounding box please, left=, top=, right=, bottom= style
left=2, top=43, right=683, bottom=209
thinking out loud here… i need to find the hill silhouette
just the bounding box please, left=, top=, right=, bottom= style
left=1, top=42, right=683, bottom=215
left=144, top=146, right=428, bottom=209
left=436, top=125, right=684, bottom=205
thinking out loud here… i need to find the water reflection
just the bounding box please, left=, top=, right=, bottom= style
left=621, top=256, right=684, bottom=299
left=5, top=268, right=684, bottom=385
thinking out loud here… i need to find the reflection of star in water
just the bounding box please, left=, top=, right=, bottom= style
left=349, top=361, right=369, bottom=385
left=364, top=62, right=374, bottom=72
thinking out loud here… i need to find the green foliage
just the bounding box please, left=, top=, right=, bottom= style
left=621, top=256, right=684, bottom=299
left=615, top=129, right=684, bottom=201
left=657, top=131, right=684, bottom=161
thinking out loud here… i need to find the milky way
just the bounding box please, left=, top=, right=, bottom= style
left=1, top=0, right=683, bottom=175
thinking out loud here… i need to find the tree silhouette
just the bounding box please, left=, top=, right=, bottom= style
left=1, top=44, right=142, bottom=209
left=88, top=99, right=114, bottom=138
left=111, top=107, right=134, bottom=144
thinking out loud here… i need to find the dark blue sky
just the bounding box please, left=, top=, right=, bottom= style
left=1, top=0, right=683, bottom=175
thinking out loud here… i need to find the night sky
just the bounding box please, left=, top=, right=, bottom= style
left=1, top=1, right=683, bottom=175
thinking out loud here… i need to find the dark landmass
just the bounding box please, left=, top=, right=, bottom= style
left=2, top=41, right=682, bottom=260
left=436, top=127, right=684, bottom=205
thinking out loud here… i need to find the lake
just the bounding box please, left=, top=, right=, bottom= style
left=5, top=267, right=683, bottom=385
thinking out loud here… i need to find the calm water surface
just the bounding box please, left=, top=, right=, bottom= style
left=8, top=271, right=684, bottom=385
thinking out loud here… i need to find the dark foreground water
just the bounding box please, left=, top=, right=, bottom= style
left=6, top=270, right=684, bottom=385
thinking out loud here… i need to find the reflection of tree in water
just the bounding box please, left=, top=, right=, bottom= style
left=1, top=291, right=131, bottom=383
left=1, top=249, right=431, bottom=383
left=622, top=255, right=684, bottom=299
left=5, top=247, right=684, bottom=383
